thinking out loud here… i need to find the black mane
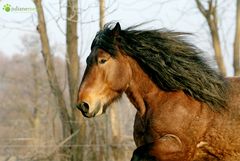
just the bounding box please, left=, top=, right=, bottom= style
left=91, top=23, right=228, bottom=110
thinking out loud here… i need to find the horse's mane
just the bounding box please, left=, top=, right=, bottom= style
left=91, top=23, right=228, bottom=110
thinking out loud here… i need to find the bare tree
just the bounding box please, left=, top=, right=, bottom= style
left=195, top=0, right=227, bottom=76
left=66, top=0, right=79, bottom=109
left=33, top=0, right=72, bottom=160
left=98, top=1, right=124, bottom=161
left=234, top=0, right=240, bottom=76
left=99, top=0, right=105, bottom=29
left=29, top=52, right=41, bottom=148
left=65, top=0, right=87, bottom=160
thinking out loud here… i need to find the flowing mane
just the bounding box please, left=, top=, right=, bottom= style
left=91, top=23, right=228, bottom=110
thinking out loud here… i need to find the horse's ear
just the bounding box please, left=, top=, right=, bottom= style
left=112, top=22, right=121, bottom=37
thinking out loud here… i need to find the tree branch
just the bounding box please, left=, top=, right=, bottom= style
left=195, top=0, right=208, bottom=17
left=195, top=0, right=226, bottom=76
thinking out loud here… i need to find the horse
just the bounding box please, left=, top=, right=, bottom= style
left=76, top=22, right=240, bottom=161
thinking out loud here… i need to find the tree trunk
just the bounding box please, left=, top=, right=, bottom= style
left=207, top=14, right=226, bottom=76
left=98, top=1, right=123, bottom=160
left=33, top=0, right=72, bottom=160
left=99, top=0, right=105, bottom=29
left=30, top=53, right=41, bottom=149
left=234, top=0, right=240, bottom=76
left=66, top=0, right=79, bottom=108
left=110, top=105, right=122, bottom=161
left=66, top=0, right=87, bottom=161
left=195, top=0, right=227, bottom=76
left=110, top=107, right=121, bottom=142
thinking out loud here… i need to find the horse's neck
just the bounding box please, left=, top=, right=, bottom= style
left=125, top=57, right=165, bottom=116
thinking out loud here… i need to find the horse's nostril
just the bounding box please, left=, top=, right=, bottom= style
left=81, top=102, right=89, bottom=113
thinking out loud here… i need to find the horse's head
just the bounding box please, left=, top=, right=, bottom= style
left=77, top=23, right=132, bottom=117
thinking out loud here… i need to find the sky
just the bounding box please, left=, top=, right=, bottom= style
left=0, top=0, right=236, bottom=75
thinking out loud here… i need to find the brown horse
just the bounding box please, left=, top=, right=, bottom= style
left=77, top=22, right=240, bottom=161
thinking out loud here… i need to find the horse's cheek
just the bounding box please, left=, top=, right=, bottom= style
left=108, top=63, right=130, bottom=90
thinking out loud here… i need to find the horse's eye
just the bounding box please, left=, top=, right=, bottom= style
left=99, top=59, right=107, bottom=64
